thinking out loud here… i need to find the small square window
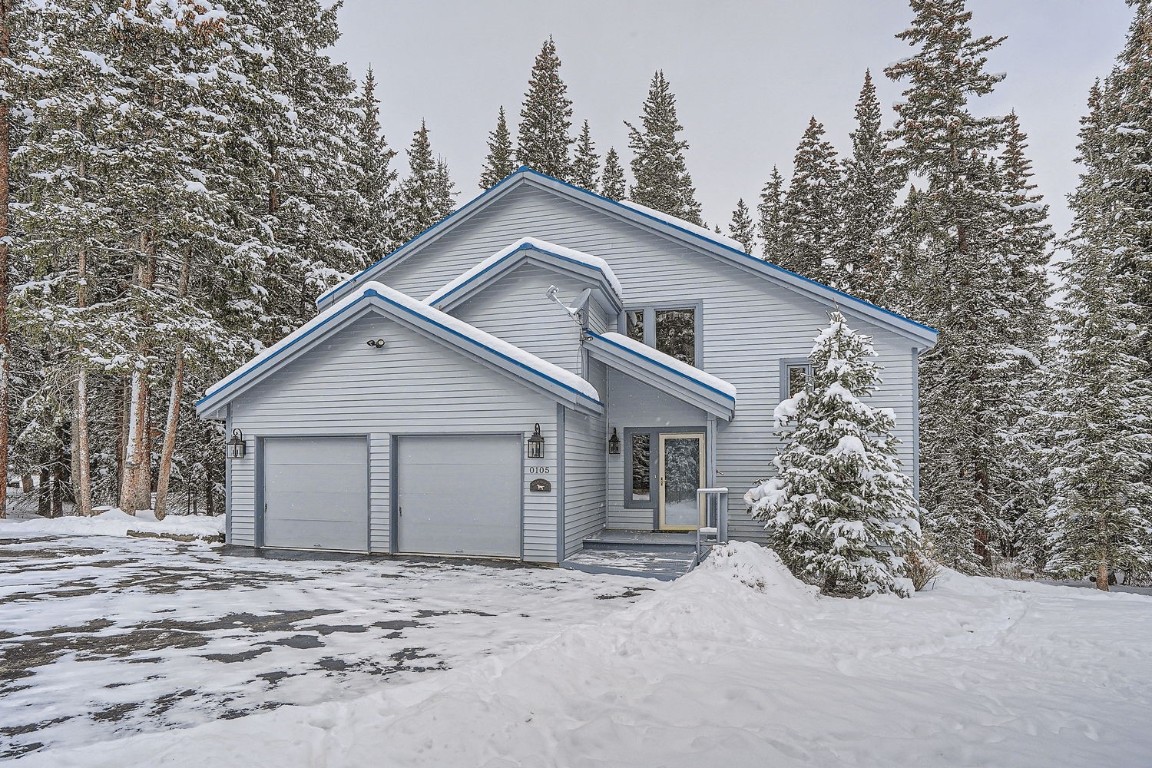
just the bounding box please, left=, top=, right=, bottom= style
left=655, top=308, right=695, bottom=366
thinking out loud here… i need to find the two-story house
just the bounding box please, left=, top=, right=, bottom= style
left=196, top=168, right=937, bottom=563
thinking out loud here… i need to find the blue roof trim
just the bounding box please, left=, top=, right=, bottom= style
left=199, top=285, right=601, bottom=411
left=362, top=288, right=601, bottom=406
left=318, top=165, right=936, bottom=340
left=430, top=241, right=618, bottom=307
left=587, top=331, right=736, bottom=403
left=196, top=293, right=370, bottom=407
left=315, top=168, right=526, bottom=308
left=519, top=168, right=938, bottom=338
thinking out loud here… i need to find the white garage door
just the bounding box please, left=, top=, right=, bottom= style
left=397, top=435, right=521, bottom=558
left=262, top=436, right=368, bottom=551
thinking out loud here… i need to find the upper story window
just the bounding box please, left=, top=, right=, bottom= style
left=623, top=305, right=700, bottom=367
left=780, top=358, right=812, bottom=400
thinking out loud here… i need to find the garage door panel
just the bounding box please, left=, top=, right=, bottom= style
left=263, top=437, right=367, bottom=551
left=398, top=435, right=521, bottom=558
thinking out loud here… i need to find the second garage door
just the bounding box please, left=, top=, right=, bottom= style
left=397, top=434, right=521, bottom=558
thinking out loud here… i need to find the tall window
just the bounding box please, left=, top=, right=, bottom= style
left=630, top=432, right=651, bottom=502
left=624, top=306, right=698, bottom=366
left=781, top=359, right=812, bottom=399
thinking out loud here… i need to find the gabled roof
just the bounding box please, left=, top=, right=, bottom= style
left=585, top=331, right=737, bottom=421
left=196, top=281, right=602, bottom=419
left=316, top=167, right=938, bottom=348
left=424, top=237, right=623, bottom=315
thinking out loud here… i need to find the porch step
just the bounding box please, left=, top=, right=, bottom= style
left=581, top=529, right=698, bottom=552
left=562, top=548, right=697, bottom=581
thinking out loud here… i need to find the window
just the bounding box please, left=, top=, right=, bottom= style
left=780, top=358, right=812, bottom=400
left=622, top=305, right=700, bottom=367
left=629, top=432, right=651, bottom=503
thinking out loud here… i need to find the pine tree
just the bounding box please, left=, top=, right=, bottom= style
left=626, top=71, right=703, bottom=224
left=517, top=37, right=572, bottom=179
left=600, top=147, right=626, bottom=200
left=728, top=198, right=756, bottom=253
left=758, top=166, right=787, bottom=265
left=432, top=156, right=457, bottom=220
left=395, top=121, right=444, bottom=243
left=884, top=0, right=1021, bottom=572
left=347, top=66, right=398, bottom=264
left=832, top=71, right=899, bottom=301
left=781, top=117, right=841, bottom=282
left=1045, top=11, right=1152, bottom=588
left=745, top=311, right=921, bottom=597
left=479, top=106, right=515, bottom=189
left=571, top=120, right=600, bottom=191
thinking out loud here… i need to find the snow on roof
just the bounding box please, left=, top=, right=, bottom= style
left=424, top=237, right=623, bottom=306
left=618, top=199, right=748, bottom=253
left=594, top=331, right=737, bottom=400
left=199, top=280, right=601, bottom=412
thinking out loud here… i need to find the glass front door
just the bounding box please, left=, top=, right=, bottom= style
left=658, top=433, right=705, bottom=531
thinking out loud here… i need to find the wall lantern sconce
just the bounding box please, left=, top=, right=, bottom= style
left=608, top=428, right=621, bottom=455
left=227, top=429, right=247, bottom=459
left=527, top=423, right=545, bottom=459
left=366, top=338, right=386, bottom=348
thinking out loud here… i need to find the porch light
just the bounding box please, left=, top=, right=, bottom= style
left=227, top=429, right=247, bottom=459
left=527, top=423, right=545, bottom=459
left=608, top=428, right=620, bottom=455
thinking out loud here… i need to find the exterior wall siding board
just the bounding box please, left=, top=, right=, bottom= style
left=452, top=263, right=587, bottom=375
left=371, top=186, right=921, bottom=544
left=562, top=407, right=607, bottom=558
left=227, top=312, right=559, bottom=563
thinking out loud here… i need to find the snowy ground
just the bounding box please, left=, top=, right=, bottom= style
left=0, top=519, right=655, bottom=761
left=4, top=522, right=1151, bottom=767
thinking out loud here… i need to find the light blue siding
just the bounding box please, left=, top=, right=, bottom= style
left=227, top=311, right=560, bottom=562
left=374, top=183, right=920, bottom=543
left=562, top=407, right=607, bottom=558
left=452, top=263, right=588, bottom=375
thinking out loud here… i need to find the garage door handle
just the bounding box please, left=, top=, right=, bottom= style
left=398, top=506, right=402, bottom=517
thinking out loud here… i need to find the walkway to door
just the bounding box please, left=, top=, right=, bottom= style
left=562, top=530, right=701, bottom=581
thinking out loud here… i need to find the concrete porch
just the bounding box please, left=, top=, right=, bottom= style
left=561, top=529, right=703, bottom=581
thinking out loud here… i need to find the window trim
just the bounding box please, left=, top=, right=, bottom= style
left=779, top=357, right=812, bottom=401
left=618, top=300, right=704, bottom=368
left=623, top=427, right=655, bottom=509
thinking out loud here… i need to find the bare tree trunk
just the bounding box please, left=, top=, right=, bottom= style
left=118, top=235, right=155, bottom=514
left=73, top=131, right=94, bottom=516
left=153, top=354, right=184, bottom=520
left=0, top=0, right=13, bottom=520
left=153, top=250, right=191, bottom=520
left=1096, top=562, right=1110, bottom=592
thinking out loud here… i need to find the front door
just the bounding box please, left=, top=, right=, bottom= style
left=658, top=433, right=705, bottom=531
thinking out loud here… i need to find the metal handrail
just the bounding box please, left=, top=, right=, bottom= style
left=696, top=487, right=729, bottom=557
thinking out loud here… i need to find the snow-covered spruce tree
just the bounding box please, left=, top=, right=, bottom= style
left=600, top=147, right=626, bottom=200
left=728, top=198, right=756, bottom=253
left=395, top=121, right=448, bottom=243
left=757, top=166, right=787, bottom=265
left=479, top=106, right=515, bottom=189
left=346, top=66, right=398, bottom=264
left=987, top=111, right=1054, bottom=560
left=780, top=117, right=841, bottom=282
left=625, top=70, right=703, bottom=224
left=885, top=0, right=1021, bottom=572
left=571, top=120, right=600, bottom=191
left=1044, top=70, right=1152, bottom=589
left=517, top=37, right=573, bottom=179
left=432, top=156, right=457, bottom=220
left=831, top=71, right=900, bottom=302
left=745, top=311, right=921, bottom=597
left=1103, top=0, right=1152, bottom=371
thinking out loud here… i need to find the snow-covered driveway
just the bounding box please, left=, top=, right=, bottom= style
left=0, top=530, right=656, bottom=759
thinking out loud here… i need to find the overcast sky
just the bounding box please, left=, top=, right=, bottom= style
left=332, top=1, right=1135, bottom=239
